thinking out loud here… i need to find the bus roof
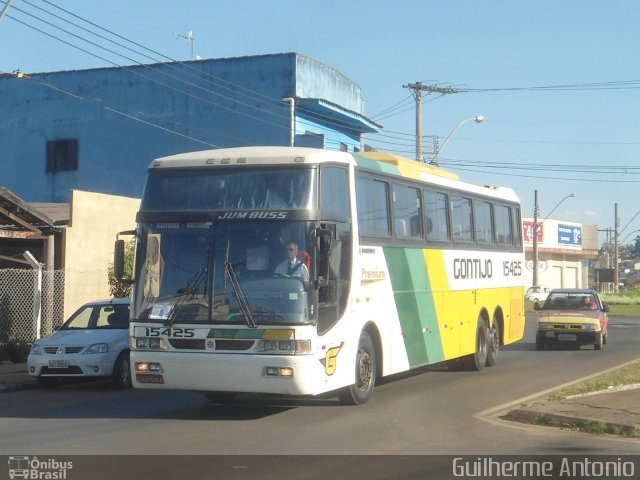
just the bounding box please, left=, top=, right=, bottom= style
left=354, top=151, right=520, bottom=203
left=151, top=146, right=353, bottom=169
left=150, top=146, right=519, bottom=203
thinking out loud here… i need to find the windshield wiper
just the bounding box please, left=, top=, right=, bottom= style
left=224, top=238, right=258, bottom=328
left=165, top=266, right=208, bottom=326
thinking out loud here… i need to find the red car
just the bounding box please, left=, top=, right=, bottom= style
left=535, top=289, right=610, bottom=350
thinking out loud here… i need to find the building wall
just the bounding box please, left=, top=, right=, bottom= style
left=0, top=53, right=369, bottom=203
left=523, top=218, right=598, bottom=289
left=63, top=190, right=140, bottom=317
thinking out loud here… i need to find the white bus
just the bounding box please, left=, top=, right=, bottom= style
left=115, top=146, right=525, bottom=404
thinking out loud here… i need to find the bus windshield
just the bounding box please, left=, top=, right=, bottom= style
left=132, top=220, right=315, bottom=326
left=141, top=167, right=316, bottom=212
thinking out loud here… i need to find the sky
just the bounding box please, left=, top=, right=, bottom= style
left=1, top=0, right=639, bottom=246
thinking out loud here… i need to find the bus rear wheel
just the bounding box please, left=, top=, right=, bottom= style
left=460, top=316, right=489, bottom=371
left=338, top=331, right=376, bottom=405
left=485, top=319, right=500, bottom=367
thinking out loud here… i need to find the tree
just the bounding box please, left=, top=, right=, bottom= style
left=107, top=240, right=135, bottom=298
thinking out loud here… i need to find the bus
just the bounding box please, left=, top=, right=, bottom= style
left=115, top=146, right=525, bottom=405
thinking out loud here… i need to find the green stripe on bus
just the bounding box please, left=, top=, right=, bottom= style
left=383, top=247, right=445, bottom=367
left=353, top=155, right=400, bottom=175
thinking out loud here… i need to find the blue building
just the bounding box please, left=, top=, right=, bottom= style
left=0, top=52, right=381, bottom=202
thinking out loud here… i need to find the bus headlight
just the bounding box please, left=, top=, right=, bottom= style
left=134, top=337, right=167, bottom=350
left=262, top=339, right=311, bottom=354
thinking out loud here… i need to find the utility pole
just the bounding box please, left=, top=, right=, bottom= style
left=532, top=189, right=540, bottom=287
left=614, top=203, right=619, bottom=293
left=403, top=82, right=460, bottom=162
left=0, top=0, right=15, bottom=23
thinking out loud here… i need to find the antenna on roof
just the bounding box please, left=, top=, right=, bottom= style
left=175, top=30, right=196, bottom=60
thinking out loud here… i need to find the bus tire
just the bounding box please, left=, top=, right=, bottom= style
left=460, top=316, right=489, bottom=371
left=338, top=331, right=376, bottom=405
left=485, top=319, right=500, bottom=367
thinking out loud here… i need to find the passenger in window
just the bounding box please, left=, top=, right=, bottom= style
left=274, top=241, right=310, bottom=288
left=583, top=296, right=598, bottom=310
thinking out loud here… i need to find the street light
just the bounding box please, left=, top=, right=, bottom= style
left=429, top=115, right=485, bottom=166
left=532, top=191, right=576, bottom=287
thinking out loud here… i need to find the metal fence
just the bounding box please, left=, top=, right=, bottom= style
left=0, top=268, right=109, bottom=343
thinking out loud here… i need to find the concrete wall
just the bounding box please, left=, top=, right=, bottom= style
left=63, top=190, right=140, bottom=316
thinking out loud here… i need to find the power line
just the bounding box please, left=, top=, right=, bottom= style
left=5, top=0, right=375, bottom=144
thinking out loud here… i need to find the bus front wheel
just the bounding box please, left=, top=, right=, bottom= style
left=338, top=331, right=376, bottom=405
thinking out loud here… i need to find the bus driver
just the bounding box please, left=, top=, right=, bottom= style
left=275, top=241, right=310, bottom=288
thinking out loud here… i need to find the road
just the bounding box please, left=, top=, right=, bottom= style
left=1, top=314, right=639, bottom=477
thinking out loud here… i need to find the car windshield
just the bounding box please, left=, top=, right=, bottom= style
left=542, top=293, right=598, bottom=311
left=63, top=303, right=130, bottom=330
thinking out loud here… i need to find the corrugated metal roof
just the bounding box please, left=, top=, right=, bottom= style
left=0, top=187, right=65, bottom=235
left=29, top=203, right=70, bottom=225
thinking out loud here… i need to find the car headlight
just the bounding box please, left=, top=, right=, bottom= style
left=537, top=323, right=553, bottom=330
left=583, top=324, right=598, bottom=330
left=84, top=343, right=109, bottom=354
left=30, top=344, right=42, bottom=355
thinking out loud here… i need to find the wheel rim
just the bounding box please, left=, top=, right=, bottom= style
left=490, top=326, right=499, bottom=352
left=356, top=347, right=373, bottom=392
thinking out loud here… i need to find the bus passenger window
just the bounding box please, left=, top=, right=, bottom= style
left=451, top=195, right=473, bottom=242
left=424, top=189, right=450, bottom=242
left=393, top=185, right=422, bottom=239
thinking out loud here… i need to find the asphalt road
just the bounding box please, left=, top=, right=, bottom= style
left=1, top=314, right=639, bottom=478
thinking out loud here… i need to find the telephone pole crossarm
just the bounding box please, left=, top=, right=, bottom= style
left=403, top=82, right=461, bottom=162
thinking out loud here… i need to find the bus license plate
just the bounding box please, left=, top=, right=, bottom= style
left=48, top=360, right=69, bottom=368
left=558, top=334, right=576, bottom=341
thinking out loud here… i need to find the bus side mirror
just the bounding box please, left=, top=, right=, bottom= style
left=114, top=230, right=136, bottom=284
left=114, top=239, right=126, bottom=280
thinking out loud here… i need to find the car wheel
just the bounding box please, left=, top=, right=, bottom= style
left=594, top=332, right=604, bottom=351
left=111, top=351, right=132, bottom=388
left=535, top=338, right=545, bottom=351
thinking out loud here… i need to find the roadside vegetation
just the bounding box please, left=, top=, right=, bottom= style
left=0, top=338, right=31, bottom=363
left=547, top=361, right=640, bottom=401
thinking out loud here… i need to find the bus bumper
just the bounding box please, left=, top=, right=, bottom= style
left=130, top=351, right=331, bottom=396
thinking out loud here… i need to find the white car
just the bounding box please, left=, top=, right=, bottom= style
left=28, top=298, right=131, bottom=388
left=525, top=285, right=552, bottom=303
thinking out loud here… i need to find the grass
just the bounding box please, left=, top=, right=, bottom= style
left=531, top=412, right=551, bottom=426
left=547, top=361, right=640, bottom=401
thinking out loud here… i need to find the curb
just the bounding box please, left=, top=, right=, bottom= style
left=503, top=407, right=640, bottom=437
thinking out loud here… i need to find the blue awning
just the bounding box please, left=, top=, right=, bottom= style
left=296, top=98, right=382, bottom=134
